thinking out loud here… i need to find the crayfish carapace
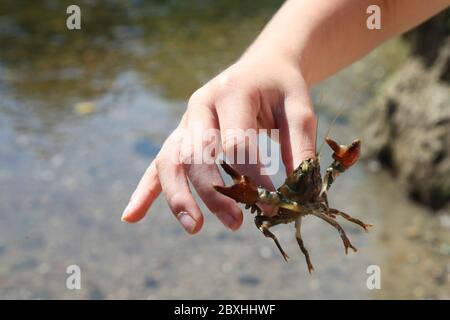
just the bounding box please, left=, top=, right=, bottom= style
left=213, top=137, right=372, bottom=273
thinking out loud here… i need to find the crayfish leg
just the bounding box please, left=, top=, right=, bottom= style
left=295, top=217, right=314, bottom=273
left=310, top=211, right=357, bottom=254
left=255, top=216, right=289, bottom=262
left=328, top=208, right=374, bottom=232
left=245, top=204, right=262, bottom=215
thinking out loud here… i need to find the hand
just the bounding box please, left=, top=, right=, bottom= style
left=121, top=50, right=317, bottom=234
left=121, top=0, right=449, bottom=233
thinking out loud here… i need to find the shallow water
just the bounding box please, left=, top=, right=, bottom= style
left=0, top=1, right=449, bottom=299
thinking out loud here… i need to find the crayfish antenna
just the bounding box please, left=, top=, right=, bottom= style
left=316, top=107, right=344, bottom=157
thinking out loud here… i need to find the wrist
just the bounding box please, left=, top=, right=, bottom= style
left=239, top=1, right=314, bottom=86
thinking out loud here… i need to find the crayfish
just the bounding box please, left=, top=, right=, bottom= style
left=214, top=137, right=373, bottom=273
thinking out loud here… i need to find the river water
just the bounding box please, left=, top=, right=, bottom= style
left=0, top=1, right=449, bottom=299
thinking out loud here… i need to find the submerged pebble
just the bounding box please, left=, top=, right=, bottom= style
left=238, top=275, right=260, bottom=286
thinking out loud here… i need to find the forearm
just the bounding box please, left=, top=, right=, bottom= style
left=245, top=0, right=450, bottom=86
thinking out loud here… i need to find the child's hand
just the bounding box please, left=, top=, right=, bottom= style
left=120, top=0, right=448, bottom=234
left=121, top=51, right=317, bottom=234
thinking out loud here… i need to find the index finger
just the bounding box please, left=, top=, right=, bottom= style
left=121, top=160, right=162, bottom=223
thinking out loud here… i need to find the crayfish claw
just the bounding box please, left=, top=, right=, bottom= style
left=215, top=161, right=259, bottom=205
left=219, top=161, right=241, bottom=181
left=213, top=177, right=258, bottom=205
left=326, top=137, right=361, bottom=170
left=213, top=185, right=244, bottom=201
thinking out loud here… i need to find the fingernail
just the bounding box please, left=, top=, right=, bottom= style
left=219, top=212, right=238, bottom=230
left=177, top=212, right=196, bottom=233
left=121, top=205, right=131, bottom=222
left=121, top=195, right=136, bottom=222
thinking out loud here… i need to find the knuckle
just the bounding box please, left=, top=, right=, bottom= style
left=179, top=143, right=196, bottom=165
left=167, top=191, right=189, bottom=213
left=154, top=155, right=163, bottom=169
left=201, top=130, right=221, bottom=160
left=202, top=130, right=220, bottom=149
left=215, top=70, right=240, bottom=99
left=221, top=129, right=258, bottom=163
left=188, top=88, right=207, bottom=107
left=222, top=128, right=248, bottom=151
left=156, top=145, right=178, bottom=167
left=301, top=108, right=316, bottom=124
left=187, top=103, right=201, bottom=114
left=179, top=130, right=221, bottom=165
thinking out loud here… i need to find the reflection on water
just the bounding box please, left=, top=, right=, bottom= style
left=0, top=1, right=448, bottom=299
left=0, top=0, right=281, bottom=102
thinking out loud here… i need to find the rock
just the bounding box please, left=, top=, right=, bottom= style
left=73, top=101, right=96, bottom=115
left=144, top=276, right=160, bottom=289
left=88, top=285, right=105, bottom=299
left=238, top=274, right=260, bottom=286
left=133, top=138, right=160, bottom=158
left=438, top=212, right=450, bottom=229
left=362, top=24, right=450, bottom=209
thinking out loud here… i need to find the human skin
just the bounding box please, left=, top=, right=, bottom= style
left=121, top=0, right=450, bottom=233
